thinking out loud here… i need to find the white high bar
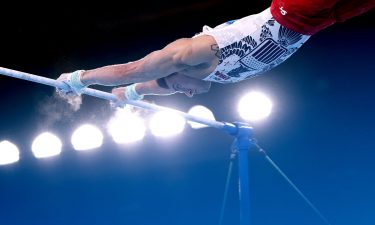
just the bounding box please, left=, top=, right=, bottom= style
left=0, top=67, right=236, bottom=132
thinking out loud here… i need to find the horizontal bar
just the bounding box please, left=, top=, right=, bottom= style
left=0, top=66, right=237, bottom=132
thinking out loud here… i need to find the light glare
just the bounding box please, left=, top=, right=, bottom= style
left=187, top=105, right=215, bottom=129
left=149, top=111, right=186, bottom=137
left=238, top=92, right=273, bottom=121
left=32, top=132, right=62, bottom=158
left=0, top=140, right=20, bottom=165
left=107, top=108, right=146, bottom=144
left=71, top=124, right=103, bottom=151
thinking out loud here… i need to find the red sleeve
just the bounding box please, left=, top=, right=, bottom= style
left=334, top=0, right=375, bottom=23
left=271, top=0, right=375, bottom=35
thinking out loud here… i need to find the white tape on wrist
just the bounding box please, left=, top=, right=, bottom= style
left=124, top=84, right=144, bottom=101
left=67, top=70, right=86, bottom=93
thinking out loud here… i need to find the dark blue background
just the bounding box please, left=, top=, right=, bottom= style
left=0, top=1, right=374, bottom=225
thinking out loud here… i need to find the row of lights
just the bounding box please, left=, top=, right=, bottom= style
left=0, top=105, right=216, bottom=165
left=0, top=92, right=272, bottom=166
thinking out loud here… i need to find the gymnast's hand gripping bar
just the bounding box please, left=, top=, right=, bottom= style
left=0, top=67, right=237, bottom=133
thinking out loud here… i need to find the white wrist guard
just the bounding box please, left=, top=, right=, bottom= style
left=124, top=84, right=144, bottom=101
left=66, top=70, right=86, bottom=94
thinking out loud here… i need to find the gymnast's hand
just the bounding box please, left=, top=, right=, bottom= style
left=56, top=70, right=87, bottom=96
left=111, top=84, right=144, bottom=108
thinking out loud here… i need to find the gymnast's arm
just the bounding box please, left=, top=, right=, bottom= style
left=111, top=80, right=176, bottom=102
left=66, top=35, right=217, bottom=87
left=111, top=73, right=211, bottom=105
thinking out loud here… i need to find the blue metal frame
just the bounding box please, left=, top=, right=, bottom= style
left=223, top=122, right=254, bottom=225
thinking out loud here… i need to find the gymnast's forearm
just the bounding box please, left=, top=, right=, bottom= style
left=135, top=80, right=176, bottom=96
left=79, top=60, right=147, bottom=86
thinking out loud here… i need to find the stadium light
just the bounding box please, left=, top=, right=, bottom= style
left=32, top=132, right=62, bottom=158
left=187, top=105, right=215, bottom=129
left=71, top=124, right=103, bottom=151
left=0, top=140, right=20, bottom=165
left=238, top=91, right=273, bottom=121
left=107, top=108, right=146, bottom=144
left=149, top=111, right=185, bottom=137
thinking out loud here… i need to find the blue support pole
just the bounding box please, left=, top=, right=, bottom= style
left=238, top=148, right=250, bottom=225
left=223, top=123, right=253, bottom=225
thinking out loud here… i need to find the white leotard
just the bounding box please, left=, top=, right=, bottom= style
left=197, top=8, right=310, bottom=83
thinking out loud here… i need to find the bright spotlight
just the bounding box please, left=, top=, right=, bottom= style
left=238, top=91, right=273, bottom=121
left=71, top=124, right=103, bottom=151
left=149, top=111, right=186, bottom=137
left=0, top=140, right=20, bottom=165
left=107, top=108, right=146, bottom=144
left=187, top=105, right=215, bottom=129
left=32, top=132, right=62, bottom=158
